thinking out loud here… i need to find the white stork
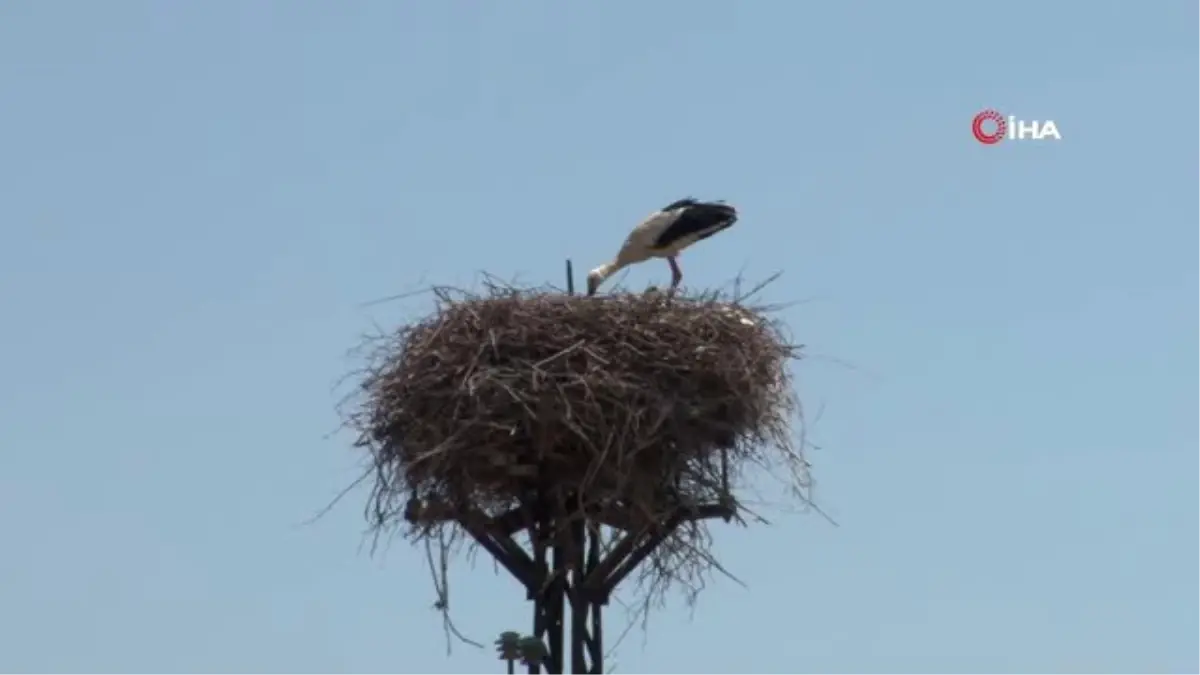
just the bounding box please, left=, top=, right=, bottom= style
left=586, top=198, right=739, bottom=296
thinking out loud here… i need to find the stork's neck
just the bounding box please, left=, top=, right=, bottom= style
left=591, top=261, right=621, bottom=283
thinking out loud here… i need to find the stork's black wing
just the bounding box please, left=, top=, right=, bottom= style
left=651, top=202, right=738, bottom=249
left=660, top=197, right=699, bottom=212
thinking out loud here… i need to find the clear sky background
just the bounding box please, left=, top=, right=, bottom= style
left=0, top=2, right=1196, bottom=673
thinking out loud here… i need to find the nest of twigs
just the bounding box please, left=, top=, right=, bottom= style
left=344, top=277, right=811, bottom=616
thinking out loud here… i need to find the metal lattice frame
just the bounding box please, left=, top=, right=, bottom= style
left=409, top=494, right=732, bottom=674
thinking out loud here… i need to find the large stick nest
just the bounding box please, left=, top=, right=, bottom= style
left=344, top=278, right=811, bottom=613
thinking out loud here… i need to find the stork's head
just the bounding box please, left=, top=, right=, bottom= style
left=586, top=262, right=618, bottom=297
left=586, top=267, right=605, bottom=296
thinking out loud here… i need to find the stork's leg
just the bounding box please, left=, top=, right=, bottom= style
left=667, top=256, right=683, bottom=294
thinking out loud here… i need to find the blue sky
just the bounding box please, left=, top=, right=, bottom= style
left=0, top=1, right=1196, bottom=673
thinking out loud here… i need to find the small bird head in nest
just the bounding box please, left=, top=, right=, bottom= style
left=643, top=285, right=672, bottom=302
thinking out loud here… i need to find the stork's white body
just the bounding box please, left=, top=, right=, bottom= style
left=587, top=198, right=738, bottom=296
